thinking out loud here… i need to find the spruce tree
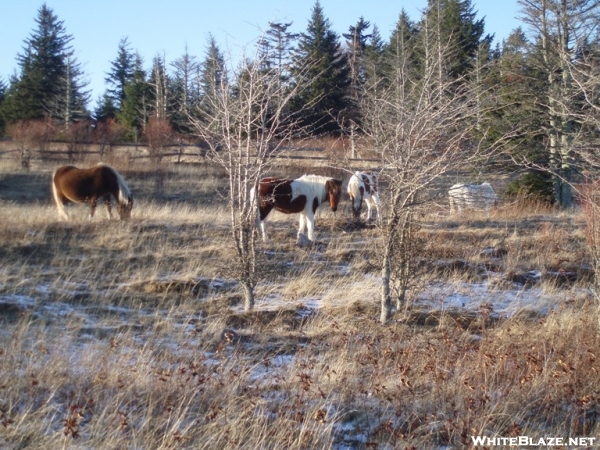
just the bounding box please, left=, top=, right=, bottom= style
left=117, top=53, right=150, bottom=141
left=105, top=37, right=135, bottom=112
left=363, top=25, right=386, bottom=91
left=171, top=47, right=199, bottom=133
left=419, top=0, right=491, bottom=82
left=198, top=34, right=228, bottom=124
left=4, top=4, right=89, bottom=123
left=258, top=22, right=297, bottom=86
left=93, top=93, right=118, bottom=122
left=384, top=11, right=420, bottom=94
left=289, top=0, right=351, bottom=135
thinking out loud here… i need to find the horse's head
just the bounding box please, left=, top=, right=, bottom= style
left=118, top=195, right=134, bottom=219
left=325, top=179, right=343, bottom=212
left=350, top=192, right=363, bottom=218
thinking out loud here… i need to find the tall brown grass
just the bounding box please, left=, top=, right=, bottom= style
left=0, top=160, right=597, bottom=448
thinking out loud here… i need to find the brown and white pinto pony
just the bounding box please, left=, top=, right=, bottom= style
left=347, top=171, right=380, bottom=223
left=251, top=174, right=343, bottom=242
left=52, top=163, right=133, bottom=220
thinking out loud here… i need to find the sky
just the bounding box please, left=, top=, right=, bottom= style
left=2, top=0, right=523, bottom=109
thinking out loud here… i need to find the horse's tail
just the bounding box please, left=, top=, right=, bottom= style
left=100, top=163, right=132, bottom=205
left=51, top=168, right=68, bottom=220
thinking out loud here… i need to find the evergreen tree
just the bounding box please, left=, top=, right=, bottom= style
left=492, top=28, right=545, bottom=159
left=289, top=0, right=351, bottom=135
left=198, top=34, right=228, bottom=119
left=117, top=53, right=150, bottom=141
left=384, top=10, right=420, bottom=92
left=258, top=22, right=297, bottom=87
left=419, top=0, right=491, bottom=82
left=105, top=37, right=135, bottom=111
left=363, top=25, right=386, bottom=90
left=93, top=93, right=118, bottom=122
left=3, top=4, right=89, bottom=123
left=171, top=47, right=199, bottom=133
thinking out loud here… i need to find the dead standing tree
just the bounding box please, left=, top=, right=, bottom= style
left=190, top=52, right=316, bottom=312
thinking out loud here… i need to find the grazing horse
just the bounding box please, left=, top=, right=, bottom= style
left=347, top=170, right=380, bottom=223
left=251, top=174, right=343, bottom=242
left=52, top=163, right=134, bottom=220
left=448, top=182, right=497, bottom=214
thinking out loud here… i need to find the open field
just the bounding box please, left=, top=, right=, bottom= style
left=0, top=158, right=598, bottom=449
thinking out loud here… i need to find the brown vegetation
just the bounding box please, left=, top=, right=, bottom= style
left=0, top=157, right=597, bottom=449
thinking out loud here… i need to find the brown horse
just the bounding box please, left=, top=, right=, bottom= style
left=52, top=164, right=133, bottom=220
left=251, top=174, right=342, bottom=242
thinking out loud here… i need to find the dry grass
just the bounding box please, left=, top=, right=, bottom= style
left=0, top=159, right=598, bottom=449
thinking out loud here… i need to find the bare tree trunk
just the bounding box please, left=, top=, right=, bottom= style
left=190, top=48, right=318, bottom=313
left=380, top=248, right=393, bottom=324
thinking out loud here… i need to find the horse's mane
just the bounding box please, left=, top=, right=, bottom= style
left=97, top=163, right=132, bottom=204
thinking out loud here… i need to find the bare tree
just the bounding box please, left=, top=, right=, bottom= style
left=190, top=49, right=316, bottom=312
left=360, top=36, right=504, bottom=324
left=144, top=116, right=173, bottom=163
left=7, top=119, right=54, bottom=169
left=562, top=10, right=600, bottom=330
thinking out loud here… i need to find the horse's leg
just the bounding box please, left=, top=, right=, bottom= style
left=104, top=195, right=113, bottom=219
left=365, top=198, right=372, bottom=221
left=89, top=198, right=98, bottom=220
left=258, top=206, right=272, bottom=242
left=372, top=193, right=381, bottom=225
left=298, top=212, right=307, bottom=240
left=305, top=210, right=316, bottom=241
left=260, top=217, right=269, bottom=242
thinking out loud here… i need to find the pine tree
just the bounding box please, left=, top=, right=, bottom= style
left=199, top=34, right=227, bottom=102
left=384, top=11, right=420, bottom=95
left=419, top=0, right=491, bottom=84
left=3, top=4, right=89, bottom=123
left=197, top=33, right=228, bottom=127
left=117, top=53, right=150, bottom=141
left=171, top=46, right=199, bottom=133
left=258, top=22, right=297, bottom=86
left=363, top=25, right=386, bottom=90
left=93, top=93, right=118, bottom=122
left=289, top=0, right=351, bottom=135
left=105, top=37, right=135, bottom=111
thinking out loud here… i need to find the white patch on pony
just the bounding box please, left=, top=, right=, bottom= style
left=290, top=174, right=329, bottom=205
left=289, top=175, right=332, bottom=241
left=449, top=182, right=498, bottom=214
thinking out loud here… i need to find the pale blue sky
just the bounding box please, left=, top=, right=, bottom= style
left=2, top=0, right=523, bottom=108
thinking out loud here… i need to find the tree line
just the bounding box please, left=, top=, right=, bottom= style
left=2, top=0, right=600, bottom=209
